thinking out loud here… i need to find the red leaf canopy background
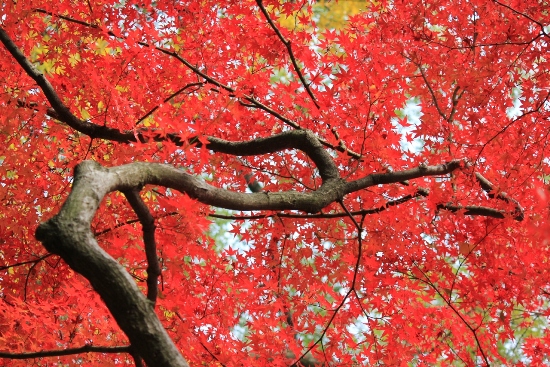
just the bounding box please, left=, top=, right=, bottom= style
left=0, top=0, right=549, bottom=366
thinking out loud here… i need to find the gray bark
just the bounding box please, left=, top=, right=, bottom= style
left=33, top=140, right=518, bottom=366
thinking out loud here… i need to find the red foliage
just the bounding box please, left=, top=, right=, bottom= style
left=0, top=0, right=549, bottom=365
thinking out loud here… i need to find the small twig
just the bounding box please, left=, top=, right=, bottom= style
left=475, top=91, right=550, bottom=164
left=292, top=202, right=364, bottom=367
left=0, top=345, right=132, bottom=359
left=0, top=253, right=52, bottom=271
left=23, top=259, right=43, bottom=302
left=255, top=0, right=320, bottom=109
left=492, top=0, right=548, bottom=36
left=94, top=211, right=178, bottom=236
left=412, top=263, right=491, bottom=367
left=339, top=200, right=363, bottom=289
left=417, top=64, right=448, bottom=120
left=447, top=85, right=464, bottom=123
left=291, top=287, right=353, bottom=366
left=135, top=82, right=204, bottom=126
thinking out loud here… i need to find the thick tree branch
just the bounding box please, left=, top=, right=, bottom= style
left=209, top=188, right=429, bottom=220
left=344, top=160, right=464, bottom=193
left=474, top=172, right=524, bottom=220
left=35, top=163, right=190, bottom=367
left=33, top=155, right=522, bottom=367
left=206, top=130, right=339, bottom=182
left=3, top=16, right=363, bottom=159
left=0, top=345, right=132, bottom=359
left=122, top=189, right=161, bottom=305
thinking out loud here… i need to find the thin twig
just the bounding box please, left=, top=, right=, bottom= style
left=292, top=201, right=364, bottom=366
left=492, top=0, right=548, bottom=36
left=255, top=0, right=320, bottom=109
left=417, top=63, right=448, bottom=120
left=0, top=345, right=132, bottom=359
left=94, top=211, right=179, bottom=236
left=412, top=263, right=491, bottom=367
left=135, top=82, right=204, bottom=126
left=0, top=253, right=52, bottom=271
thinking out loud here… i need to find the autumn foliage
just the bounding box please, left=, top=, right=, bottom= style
left=0, top=0, right=549, bottom=366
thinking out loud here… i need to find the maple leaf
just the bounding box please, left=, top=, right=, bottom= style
left=0, top=1, right=548, bottom=366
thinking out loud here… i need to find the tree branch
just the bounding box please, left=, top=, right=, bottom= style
left=474, top=172, right=524, bottom=220
left=4, top=15, right=363, bottom=159
left=94, top=211, right=178, bottom=236
left=492, top=0, right=548, bottom=36
left=122, top=189, right=161, bottom=305
left=35, top=163, right=190, bottom=367
left=0, top=253, right=52, bottom=271
left=135, top=82, right=204, bottom=126
left=209, top=188, right=429, bottom=220
left=0, top=345, right=132, bottom=359
left=344, top=160, right=464, bottom=193
left=33, top=155, right=522, bottom=367
left=0, top=27, right=135, bottom=143
left=255, top=0, right=320, bottom=109
left=416, top=62, right=448, bottom=121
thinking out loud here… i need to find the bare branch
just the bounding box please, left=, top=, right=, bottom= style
left=122, top=189, right=161, bottom=305
left=474, top=172, right=524, bottom=220
left=7, top=14, right=363, bottom=159
left=209, top=188, right=429, bottom=220
left=0, top=345, right=132, bottom=359
left=135, top=82, right=204, bottom=126
left=345, top=160, right=464, bottom=193
left=206, top=130, right=339, bottom=182
left=255, top=0, right=320, bottom=109
left=437, top=203, right=517, bottom=220
left=0, top=253, right=52, bottom=271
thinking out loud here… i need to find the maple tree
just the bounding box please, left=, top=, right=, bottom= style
left=0, top=0, right=549, bottom=366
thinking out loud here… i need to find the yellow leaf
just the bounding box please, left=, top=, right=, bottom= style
left=79, top=108, right=91, bottom=120
left=69, top=53, right=81, bottom=66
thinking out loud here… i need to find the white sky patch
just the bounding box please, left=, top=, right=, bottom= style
left=392, top=98, right=424, bottom=154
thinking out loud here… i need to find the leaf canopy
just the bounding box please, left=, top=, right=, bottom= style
left=0, top=0, right=549, bottom=366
